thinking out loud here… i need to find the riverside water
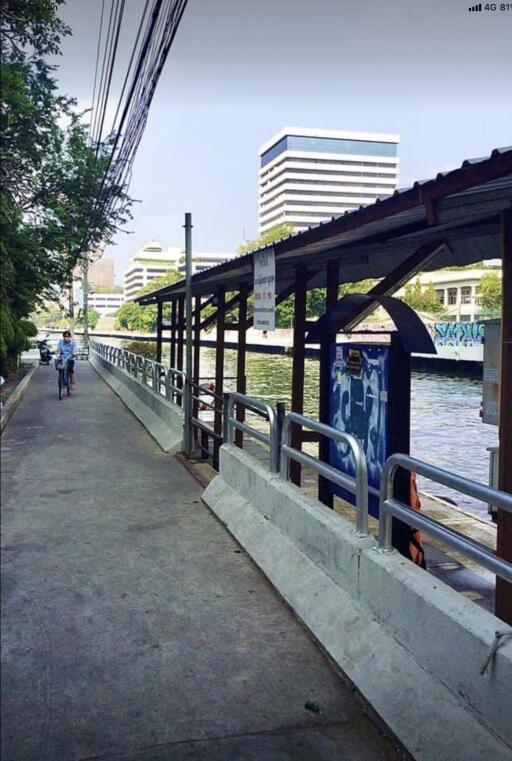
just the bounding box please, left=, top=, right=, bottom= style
left=201, top=349, right=498, bottom=520
left=123, top=341, right=498, bottom=520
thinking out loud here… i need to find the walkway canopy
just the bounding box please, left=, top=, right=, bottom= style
left=138, top=147, right=511, bottom=304
left=137, top=147, right=512, bottom=622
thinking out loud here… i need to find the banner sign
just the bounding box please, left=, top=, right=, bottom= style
left=328, top=343, right=390, bottom=517
left=253, top=248, right=276, bottom=331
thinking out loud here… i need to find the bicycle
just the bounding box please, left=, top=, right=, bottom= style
left=55, top=356, right=74, bottom=400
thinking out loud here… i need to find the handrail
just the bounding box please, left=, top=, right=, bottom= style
left=90, top=341, right=185, bottom=405
left=378, top=453, right=512, bottom=583
left=280, top=412, right=369, bottom=535
left=226, top=392, right=280, bottom=473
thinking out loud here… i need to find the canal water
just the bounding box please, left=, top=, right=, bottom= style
left=122, top=341, right=498, bottom=520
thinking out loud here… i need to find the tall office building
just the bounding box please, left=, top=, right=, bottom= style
left=258, top=127, right=400, bottom=234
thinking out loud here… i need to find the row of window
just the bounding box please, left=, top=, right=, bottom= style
left=435, top=286, right=477, bottom=305
left=261, top=157, right=398, bottom=178
left=260, top=183, right=395, bottom=209
left=261, top=170, right=398, bottom=193
left=260, top=194, right=386, bottom=215
left=262, top=162, right=397, bottom=179
left=261, top=135, right=398, bottom=167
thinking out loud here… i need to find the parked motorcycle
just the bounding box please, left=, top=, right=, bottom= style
left=37, top=336, right=53, bottom=365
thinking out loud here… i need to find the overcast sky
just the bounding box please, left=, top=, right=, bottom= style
left=54, top=0, right=511, bottom=283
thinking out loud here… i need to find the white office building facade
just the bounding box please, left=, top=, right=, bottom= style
left=258, top=127, right=400, bottom=234
left=124, top=241, right=237, bottom=301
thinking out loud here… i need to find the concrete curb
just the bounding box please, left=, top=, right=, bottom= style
left=90, top=353, right=183, bottom=453
left=1, top=362, right=39, bottom=434
left=202, top=445, right=512, bottom=761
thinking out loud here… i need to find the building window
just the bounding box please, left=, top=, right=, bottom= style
left=460, top=286, right=472, bottom=305
left=435, top=289, right=445, bottom=305
left=475, top=286, right=482, bottom=306
left=447, top=288, right=458, bottom=305
left=261, top=135, right=398, bottom=167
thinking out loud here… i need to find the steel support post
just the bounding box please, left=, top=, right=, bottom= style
left=192, top=295, right=201, bottom=446
left=213, top=286, right=226, bottom=467
left=235, top=283, right=248, bottom=448
left=496, top=208, right=512, bottom=623
left=156, top=301, right=163, bottom=364
left=182, top=213, right=194, bottom=456
left=170, top=300, right=177, bottom=370
left=177, top=298, right=184, bottom=406
left=290, top=264, right=307, bottom=486
left=318, top=259, right=339, bottom=507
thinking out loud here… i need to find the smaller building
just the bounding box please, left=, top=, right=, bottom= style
left=124, top=242, right=181, bottom=301
left=87, top=292, right=125, bottom=316
left=177, top=251, right=237, bottom=275
left=397, top=268, right=502, bottom=322
left=124, top=241, right=237, bottom=301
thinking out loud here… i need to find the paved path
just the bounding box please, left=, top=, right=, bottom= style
left=1, top=363, right=402, bottom=761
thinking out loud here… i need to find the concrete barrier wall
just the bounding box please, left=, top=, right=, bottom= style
left=90, top=353, right=183, bottom=453
left=203, top=444, right=512, bottom=761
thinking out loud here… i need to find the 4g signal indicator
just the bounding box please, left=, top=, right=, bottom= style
left=469, top=2, right=512, bottom=8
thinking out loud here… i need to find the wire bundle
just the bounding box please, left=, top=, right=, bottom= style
left=83, top=0, right=189, bottom=256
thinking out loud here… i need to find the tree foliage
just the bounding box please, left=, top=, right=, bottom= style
left=114, top=270, right=182, bottom=332
left=400, top=280, right=446, bottom=315
left=76, top=308, right=100, bottom=330
left=237, top=223, right=294, bottom=256
left=479, top=272, right=502, bottom=313
left=0, top=0, right=132, bottom=375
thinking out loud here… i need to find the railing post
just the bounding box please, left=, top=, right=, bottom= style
left=222, top=392, right=230, bottom=444
left=276, top=402, right=286, bottom=474
left=182, top=377, right=193, bottom=457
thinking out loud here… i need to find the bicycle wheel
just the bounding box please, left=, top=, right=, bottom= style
left=66, top=370, right=71, bottom=396
left=58, top=371, right=63, bottom=400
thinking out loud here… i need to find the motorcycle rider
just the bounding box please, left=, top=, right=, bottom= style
left=57, top=330, right=77, bottom=389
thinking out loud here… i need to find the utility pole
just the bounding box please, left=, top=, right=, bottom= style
left=183, top=213, right=193, bottom=456
left=82, top=256, right=90, bottom=349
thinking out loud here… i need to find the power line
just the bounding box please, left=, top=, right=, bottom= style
left=79, top=0, right=189, bottom=258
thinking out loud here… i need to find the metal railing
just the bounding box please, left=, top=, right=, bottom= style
left=226, top=392, right=280, bottom=473
left=378, top=453, right=512, bottom=583
left=280, top=412, right=369, bottom=535
left=91, top=341, right=185, bottom=406
left=188, top=379, right=224, bottom=466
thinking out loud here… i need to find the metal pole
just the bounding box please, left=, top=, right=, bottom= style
left=83, top=256, right=89, bottom=348
left=183, top=213, right=193, bottom=456
left=496, top=208, right=512, bottom=623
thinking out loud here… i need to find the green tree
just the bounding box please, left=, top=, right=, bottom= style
left=479, top=272, right=502, bottom=313
left=0, top=1, right=131, bottom=375
left=76, top=308, right=100, bottom=330
left=91, top=284, right=124, bottom=294
left=238, top=223, right=294, bottom=256
left=114, top=270, right=182, bottom=332
left=400, top=280, right=446, bottom=315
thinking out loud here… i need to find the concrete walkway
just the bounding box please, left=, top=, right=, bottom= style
left=1, top=363, right=402, bottom=761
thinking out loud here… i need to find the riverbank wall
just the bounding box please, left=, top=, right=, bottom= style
left=43, top=329, right=484, bottom=377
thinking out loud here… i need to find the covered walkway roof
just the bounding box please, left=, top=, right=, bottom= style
left=138, top=147, right=512, bottom=304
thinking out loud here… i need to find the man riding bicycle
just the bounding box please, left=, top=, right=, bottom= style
left=57, top=330, right=77, bottom=389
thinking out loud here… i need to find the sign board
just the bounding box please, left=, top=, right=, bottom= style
left=328, top=343, right=390, bottom=517
left=482, top=320, right=500, bottom=426
left=253, top=248, right=275, bottom=331
left=74, top=287, right=84, bottom=310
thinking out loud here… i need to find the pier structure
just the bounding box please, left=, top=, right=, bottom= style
left=138, top=147, right=512, bottom=622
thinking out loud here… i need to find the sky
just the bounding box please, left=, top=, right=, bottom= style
left=54, top=0, right=511, bottom=284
